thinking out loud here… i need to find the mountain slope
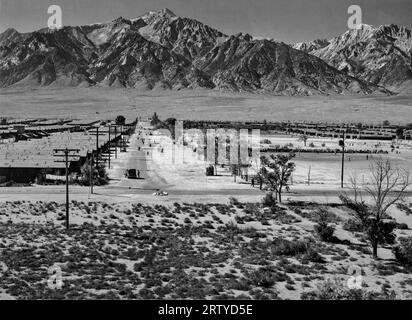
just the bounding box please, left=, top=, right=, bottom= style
left=0, top=28, right=95, bottom=87
left=198, top=33, right=382, bottom=95
left=137, top=8, right=227, bottom=61
left=0, top=9, right=392, bottom=95
left=293, top=39, right=329, bottom=53
left=295, top=24, right=412, bottom=93
left=88, top=25, right=213, bottom=89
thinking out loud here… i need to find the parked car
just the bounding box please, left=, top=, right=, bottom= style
left=124, top=169, right=137, bottom=179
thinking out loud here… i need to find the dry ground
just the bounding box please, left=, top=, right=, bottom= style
left=1, top=87, right=412, bottom=124
left=0, top=199, right=412, bottom=300
left=1, top=88, right=412, bottom=300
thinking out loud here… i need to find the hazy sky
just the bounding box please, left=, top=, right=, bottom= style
left=0, top=0, right=411, bottom=42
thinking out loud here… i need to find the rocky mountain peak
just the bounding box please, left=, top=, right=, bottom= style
left=293, top=38, right=329, bottom=53
left=0, top=28, right=20, bottom=40
left=1, top=28, right=19, bottom=36
left=159, top=8, right=177, bottom=17
left=231, top=33, right=253, bottom=42
left=0, top=10, right=398, bottom=95
left=140, top=8, right=178, bottom=24
left=293, top=23, right=412, bottom=93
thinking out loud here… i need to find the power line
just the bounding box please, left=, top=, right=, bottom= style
left=53, top=148, right=80, bottom=230
left=89, top=125, right=123, bottom=170
left=339, top=130, right=346, bottom=188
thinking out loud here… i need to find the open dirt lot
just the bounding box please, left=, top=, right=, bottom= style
left=1, top=87, right=412, bottom=124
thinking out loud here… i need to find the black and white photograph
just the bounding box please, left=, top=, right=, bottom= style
left=0, top=0, right=412, bottom=309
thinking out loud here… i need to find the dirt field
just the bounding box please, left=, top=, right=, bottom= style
left=1, top=87, right=412, bottom=124
left=263, top=135, right=412, bottom=186
left=1, top=199, right=411, bottom=300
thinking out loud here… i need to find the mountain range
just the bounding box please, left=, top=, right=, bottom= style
left=0, top=8, right=410, bottom=96
left=293, top=24, right=412, bottom=94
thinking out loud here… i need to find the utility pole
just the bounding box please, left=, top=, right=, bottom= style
left=53, top=148, right=80, bottom=230
left=108, top=125, right=111, bottom=169
left=88, top=152, right=94, bottom=197
left=339, top=130, right=346, bottom=188
left=121, top=125, right=125, bottom=151
left=111, top=124, right=121, bottom=159
left=90, top=125, right=120, bottom=171
left=114, top=126, right=118, bottom=159
left=95, top=127, right=99, bottom=170
left=89, top=126, right=106, bottom=171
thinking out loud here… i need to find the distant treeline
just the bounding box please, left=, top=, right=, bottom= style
left=183, top=120, right=286, bottom=131
left=182, top=120, right=412, bottom=131
left=150, top=117, right=412, bottom=140
left=261, top=148, right=389, bottom=154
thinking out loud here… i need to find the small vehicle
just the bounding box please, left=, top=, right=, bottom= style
left=153, top=191, right=169, bottom=196
left=125, top=169, right=137, bottom=179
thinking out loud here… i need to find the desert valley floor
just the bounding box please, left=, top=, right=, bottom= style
left=1, top=87, right=412, bottom=123
left=0, top=88, right=412, bottom=300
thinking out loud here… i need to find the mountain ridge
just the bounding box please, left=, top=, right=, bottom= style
left=0, top=9, right=394, bottom=96
left=293, top=23, right=412, bottom=94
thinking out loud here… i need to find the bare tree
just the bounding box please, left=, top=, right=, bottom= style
left=348, top=171, right=362, bottom=202
left=340, top=157, right=410, bottom=259
left=250, top=157, right=264, bottom=190
left=298, top=134, right=309, bottom=147
left=260, top=153, right=296, bottom=203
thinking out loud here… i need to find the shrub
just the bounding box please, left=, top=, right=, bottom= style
left=301, top=249, right=325, bottom=264
left=396, top=223, right=409, bottom=230
left=80, top=163, right=109, bottom=186
left=396, top=203, right=412, bottom=215
left=301, top=277, right=396, bottom=300
left=315, top=223, right=335, bottom=242
left=271, top=238, right=308, bottom=256
left=229, top=197, right=241, bottom=206
left=393, top=237, right=412, bottom=266
left=184, top=218, right=192, bottom=224
left=261, top=192, right=277, bottom=207
left=234, top=216, right=245, bottom=224
left=115, top=115, right=126, bottom=125
left=249, top=269, right=275, bottom=288
left=343, top=219, right=363, bottom=232
left=314, top=207, right=335, bottom=242
left=249, top=266, right=289, bottom=288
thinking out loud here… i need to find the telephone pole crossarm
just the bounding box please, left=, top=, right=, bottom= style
left=52, top=148, right=81, bottom=230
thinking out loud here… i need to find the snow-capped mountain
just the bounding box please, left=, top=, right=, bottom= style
left=294, top=24, right=412, bottom=93
left=0, top=9, right=392, bottom=95
left=293, top=39, right=329, bottom=53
